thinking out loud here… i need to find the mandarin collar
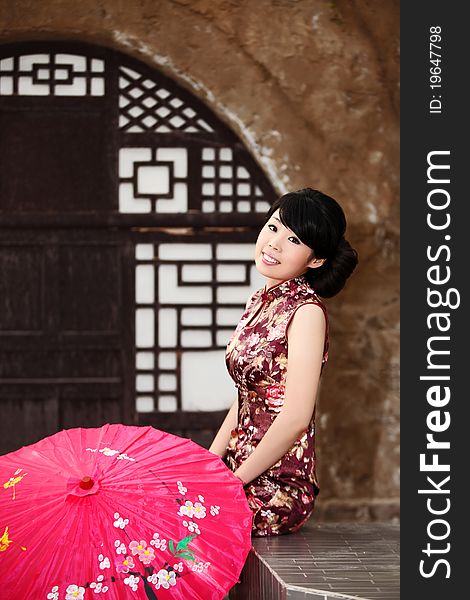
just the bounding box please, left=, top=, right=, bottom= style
left=260, top=275, right=307, bottom=303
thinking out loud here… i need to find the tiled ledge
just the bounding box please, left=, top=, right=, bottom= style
left=229, top=522, right=400, bottom=600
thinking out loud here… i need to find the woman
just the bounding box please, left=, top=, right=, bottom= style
left=209, top=188, right=358, bottom=536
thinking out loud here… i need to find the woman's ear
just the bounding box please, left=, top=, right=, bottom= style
left=307, top=257, right=326, bottom=269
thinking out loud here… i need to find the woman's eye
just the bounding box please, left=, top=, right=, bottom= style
left=289, top=236, right=300, bottom=245
left=267, top=223, right=277, bottom=232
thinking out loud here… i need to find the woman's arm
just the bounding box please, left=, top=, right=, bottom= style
left=233, top=303, right=325, bottom=485
left=208, top=397, right=239, bottom=458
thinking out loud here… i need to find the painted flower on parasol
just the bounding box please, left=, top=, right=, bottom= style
left=0, top=423, right=252, bottom=599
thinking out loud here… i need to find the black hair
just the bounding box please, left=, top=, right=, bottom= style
left=266, top=187, right=358, bottom=297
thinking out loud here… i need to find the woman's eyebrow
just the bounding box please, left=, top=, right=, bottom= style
left=273, top=216, right=281, bottom=223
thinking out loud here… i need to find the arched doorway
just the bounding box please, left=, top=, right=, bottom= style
left=0, top=40, right=276, bottom=454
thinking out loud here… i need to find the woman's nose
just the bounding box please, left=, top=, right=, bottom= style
left=268, top=236, right=280, bottom=251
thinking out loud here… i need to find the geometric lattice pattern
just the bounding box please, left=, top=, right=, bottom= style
left=119, top=66, right=214, bottom=133
left=134, top=242, right=264, bottom=414
left=118, top=143, right=272, bottom=214
left=201, top=147, right=270, bottom=213
left=119, top=147, right=188, bottom=213
left=0, top=41, right=277, bottom=430
left=0, top=54, right=105, bottom=96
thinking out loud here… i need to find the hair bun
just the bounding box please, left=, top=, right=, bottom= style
left=312, top=237, right=358, bottom=298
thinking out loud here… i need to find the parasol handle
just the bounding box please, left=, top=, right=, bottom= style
left=79, top=476, right=94, bottom=490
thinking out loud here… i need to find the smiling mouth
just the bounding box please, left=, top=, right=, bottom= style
left=262, top=252, right=280, bottom=265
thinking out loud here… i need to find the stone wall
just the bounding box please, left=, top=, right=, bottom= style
left=0, top=0, right=400, bottom=520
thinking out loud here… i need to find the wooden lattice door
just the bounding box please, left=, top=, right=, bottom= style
left=0, top=232, right=135, bottom=454
left=0, top=41, right=276, bottom=454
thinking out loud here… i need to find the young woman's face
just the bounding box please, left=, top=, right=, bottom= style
left=254, top=209, right=324, bottom=287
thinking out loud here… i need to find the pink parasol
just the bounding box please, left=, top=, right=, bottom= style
left=0, top=423, right=252, bottom=599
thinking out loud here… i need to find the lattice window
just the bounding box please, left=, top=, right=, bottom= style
left=201, top=147, right=270, bottom=213
left=0, top=41, right=276, bottom=429
left=119, top=66, right=213, bottom=133
left=134, top=242, right=264, bottom=414
left=118, top=145, right=270, bottom=215
left=0, top=54, right=105, bottom=96
left=119, top=147, right=189, bottom=213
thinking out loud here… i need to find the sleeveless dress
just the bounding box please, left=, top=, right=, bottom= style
left=224, top=275, right=329, bottom=536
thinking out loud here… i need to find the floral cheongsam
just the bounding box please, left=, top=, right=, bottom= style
left=224, top=275, right=329, bottom=536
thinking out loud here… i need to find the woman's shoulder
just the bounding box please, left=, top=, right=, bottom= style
left=283, top=278, right=329, bottom=337
left=287, top=277, right=327, bottom=312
